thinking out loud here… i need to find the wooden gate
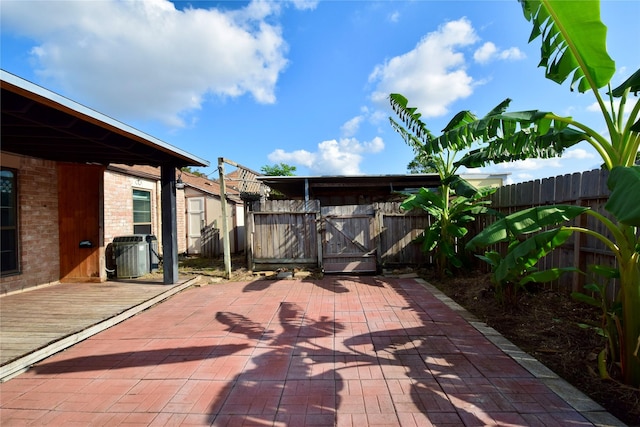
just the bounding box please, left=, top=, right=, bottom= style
left=320, top=205, right=376, bottom=273
left=249, top=200, right=430, bottom=273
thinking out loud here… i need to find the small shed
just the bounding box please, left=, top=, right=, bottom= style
left=250, top=175, right=441, bottom=273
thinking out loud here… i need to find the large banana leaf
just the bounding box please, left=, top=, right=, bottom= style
left=401, top=187, right=445, bottom=212
left=519, top=0, right=615, bottom=92
left=466, top=205, right=589, bottom=251
left=611, top=68, right=640, bottom=97
left=457, top=124, right=587, bottom=168
left=605, top=166, right=640, bottom=226
left=611, top=68, right=640, bottom=132
left=389, top=94, right=436, bottom=150
left=494, top=228, right=574, bottom=283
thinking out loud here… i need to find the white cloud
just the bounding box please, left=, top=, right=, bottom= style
left=1, top=0, right=291, bottom=127
left=268, top=137, right=385, bottom=175
left=473, top=42, right=497, bottom=64
left=498, top=47, right=525, bottom=61
left=289, top=0, right=319, bottom=11
left=474, top=42, right=525, bottom=64
left=369, top=17, right=478, bottom=118
left=341, top=116, right=364, bottom=137
left=587, top=97, right=638, bottom=115
left=586, top=102, right=601, bottom=112
left=495, top=158, right=562, bottom=171
left=562, top=148, right=595, bottom=160
left=389, top=11, right=400, bottom=23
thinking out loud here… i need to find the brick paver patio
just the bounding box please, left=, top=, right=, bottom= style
left=0, top=277, right=622, bottom=426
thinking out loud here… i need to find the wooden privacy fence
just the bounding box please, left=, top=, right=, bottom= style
left=201, top=225, right=221, bottom=258
left=476, top=168, right=617, bottom=295
left=247, top=168, right=620, bottom=294
left=247, top=200, right=433, bottom=272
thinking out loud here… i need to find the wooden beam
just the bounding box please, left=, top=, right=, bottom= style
left=218, top=158, right=232, bottom=279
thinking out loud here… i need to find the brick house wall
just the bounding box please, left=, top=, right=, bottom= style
left=104, top=168, right=187, bottom=254
left=177, top=188, right=186, bottom=253
left=0, top=159, right=187, bottom=294
left=1, top=153, right=59, bottom=295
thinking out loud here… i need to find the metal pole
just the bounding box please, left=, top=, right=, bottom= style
left=218, top=157, right=232, bottom=279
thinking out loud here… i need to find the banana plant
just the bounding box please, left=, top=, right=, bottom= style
left=452, top=0, right=639, bottom=386
left=476, top=224, right=580, bottom=305
left=572, top=265, right=624, bottom=380
left=389, top=94, right=497, bottom=278
left=401, top=181, right=496, bottom=278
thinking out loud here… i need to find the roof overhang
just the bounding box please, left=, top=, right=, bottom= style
left=257, top=174, right=441, bottom=199
left=1, top=70, right=208, bottom=168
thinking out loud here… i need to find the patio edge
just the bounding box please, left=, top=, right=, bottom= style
left=414, top=278, right=626, bottom=427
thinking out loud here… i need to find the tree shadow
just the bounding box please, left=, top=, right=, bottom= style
left=207, top=302, right=348, bottom=425
left=208, top=278, right=521, bottom=426
left=32, top=344, right=250, bottom=375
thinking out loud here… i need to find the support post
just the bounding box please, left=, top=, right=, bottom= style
left=218, top=158, right=232, bottom=279
left=161, top=164, right=179, bottom=284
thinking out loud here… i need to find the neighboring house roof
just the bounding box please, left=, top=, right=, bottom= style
left=257, top=174, right=442, bottom=200
left=106, top=165, right=242, bottom=203
left=180, top=170, right=242, bottom=203
left=180, top=170, right=221, bottom=195
left=460, top=173, right=510, bottom=188
left=1, top=70, right=208, bottom=168
left=108, top=164, right=162, bottom=180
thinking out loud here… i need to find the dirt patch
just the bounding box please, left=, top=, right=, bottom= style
left=175, top=254, right=323, bottom=283
left=421, top=269, right=640, bottom=426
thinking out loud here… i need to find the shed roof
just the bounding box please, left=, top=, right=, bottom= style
left=257, top=174, right=441, bottom=200
left=1, top=70, right=208, bottom=168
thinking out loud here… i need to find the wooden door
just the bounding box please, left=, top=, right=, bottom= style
left=187, top=197, right=205, bottom=254
left=58, top=163, right=104, bottom=282
left=321, top=205, right=376, bottom=273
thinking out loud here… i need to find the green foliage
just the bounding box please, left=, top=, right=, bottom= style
left=520, top=0, right=615, bottom=92
left=181, top=166, right=206, bottom=178
left=471, top=209, right=582, bottom=304
left=389, top=94, right=498, bottom=278
left=571, top=265, right=623, bottom=380
left=401, top=185, right=495, bottom=277
left=605, top=166, right=640, bottom=226
left=458, top=0, right=640, bottom=386
left=261, top=163, right=297, bottom=176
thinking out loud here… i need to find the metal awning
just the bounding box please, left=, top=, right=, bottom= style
left=1, top=70, right=208, bottom=168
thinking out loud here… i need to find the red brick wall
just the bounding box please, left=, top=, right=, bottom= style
left=104, top=170, right=187, bottom=254
left=177, top=189, right=186, bottom=253
left=1, top=154, right=59, bottom=295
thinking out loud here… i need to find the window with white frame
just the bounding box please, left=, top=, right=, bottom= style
left=132, top=189, right=152, bottom=235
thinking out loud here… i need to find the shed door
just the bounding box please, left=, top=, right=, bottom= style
left=321, top=205, right=376, bottom=273
left=187, top=197, right=205, bottom=254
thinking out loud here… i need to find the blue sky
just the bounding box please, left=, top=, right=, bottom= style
left=2, top=0, right=638, bottom=183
